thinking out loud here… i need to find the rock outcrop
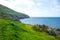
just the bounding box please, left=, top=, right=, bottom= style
left=33, top=24, right=60, bottom=36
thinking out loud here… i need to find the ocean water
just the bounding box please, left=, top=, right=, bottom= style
left=20, top=17, right=60, bottom=29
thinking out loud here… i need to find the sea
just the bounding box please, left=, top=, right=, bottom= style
left=20, top=17, right=60, bottom=29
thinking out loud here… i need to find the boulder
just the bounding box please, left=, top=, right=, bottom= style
left=48, top=28, right=60, bottom=36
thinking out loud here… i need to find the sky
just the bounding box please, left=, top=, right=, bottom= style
left=0, top=0, right=60, bottom=17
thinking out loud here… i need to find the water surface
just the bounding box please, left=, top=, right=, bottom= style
left=20, top=17, right=60, bottom=29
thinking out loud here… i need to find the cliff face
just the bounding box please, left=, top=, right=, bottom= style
left=0, top=4, right=29, bottom=21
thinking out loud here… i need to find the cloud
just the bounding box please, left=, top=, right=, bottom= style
left=8, top=0, right=35, bottom=7
left=0, top=0, right=60, bottom=17
left=0, top=0, right=35, bottom=8
left=50, top=0, right=60, bottom=15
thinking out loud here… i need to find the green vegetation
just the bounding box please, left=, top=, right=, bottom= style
left=0, top=18, right=56, bottom=40
left=0, top=4, right=59, bottom=40
left=0, top=4, right=29, bottom=20
left=56, top=35, right=60, bottom=40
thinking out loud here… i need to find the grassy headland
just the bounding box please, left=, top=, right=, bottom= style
left=0, top=17, right=56, bottom=40
left=0, top=4, right=60, bottom=40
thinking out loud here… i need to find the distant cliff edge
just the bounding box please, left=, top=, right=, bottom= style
left=0, top=4, right=29, bottom=21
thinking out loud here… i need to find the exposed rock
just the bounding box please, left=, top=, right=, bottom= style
left=48, top=30, right=58, bottom=36
left=0, top=13, right=19, bottom=21
left=48, top=28, right=60, bottom=36
left=33, top=24, right=50, bottom=32
left=33, top=24, right=60, bottom=36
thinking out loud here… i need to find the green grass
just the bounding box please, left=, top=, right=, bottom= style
left=0, top=18, right=56, bottom=40
left=0, top=4, right=57, bottom=40
left=0, top=4, right=29, bottom=19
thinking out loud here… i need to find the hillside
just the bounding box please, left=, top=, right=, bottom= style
left=0, top=4, right=59, bottom=40
left=0, top=17, right=56, bottom=40
left=0, top=4, right=29, bottom=20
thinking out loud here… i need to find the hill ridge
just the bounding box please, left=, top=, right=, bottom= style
left=0, top=4, right=29, bottom=21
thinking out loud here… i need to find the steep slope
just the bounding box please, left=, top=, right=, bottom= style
left=0, top=4, right=57, bottom=40
left=0, top=4, right=29, bottom=20
left=0, top=17, right=56, bottom=40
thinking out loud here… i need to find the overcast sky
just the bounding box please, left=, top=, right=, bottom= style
left=0, top=0, right=60, bottom=17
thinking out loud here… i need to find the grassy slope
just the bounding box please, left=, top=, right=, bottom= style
left=0, top=4, right=29, bottom=19
left=0, top=18, right=56, bottom=40
left=0, top=4, right=56, bottom=40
